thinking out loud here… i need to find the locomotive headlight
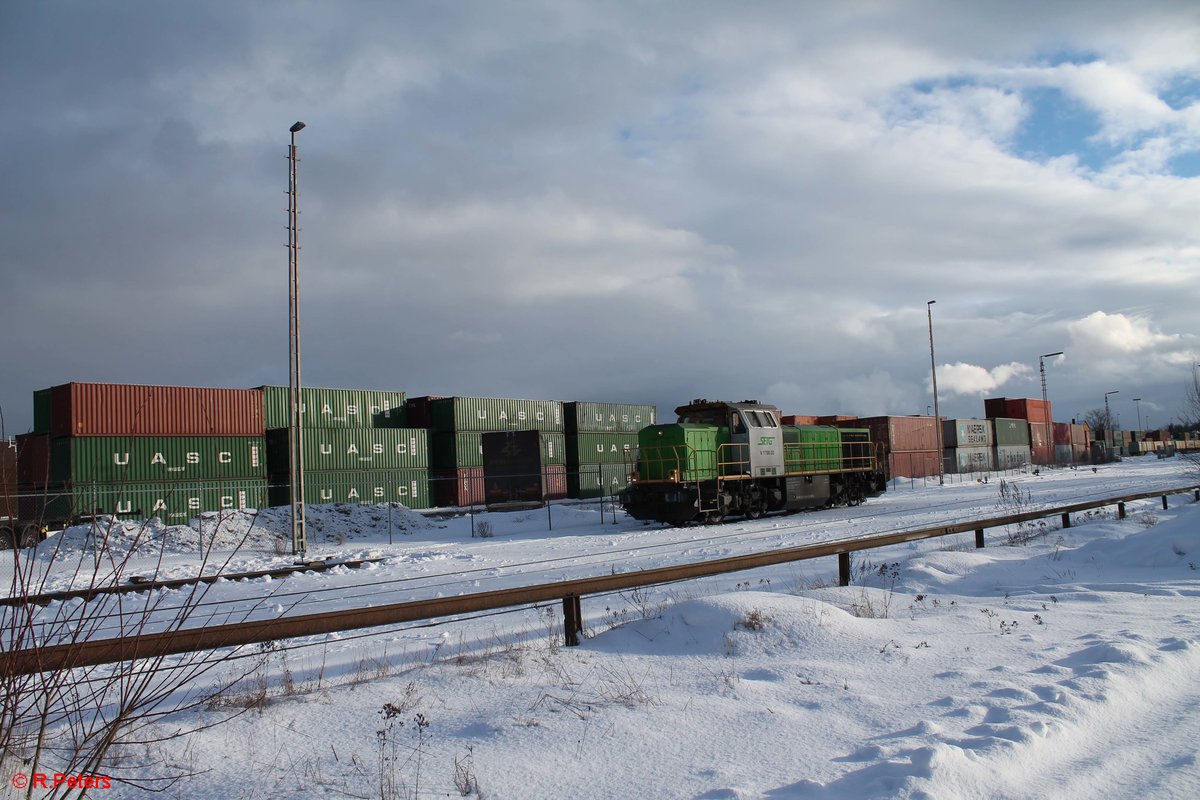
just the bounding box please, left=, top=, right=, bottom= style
left=669, top=469, right=679, bottom=482
left=629, top=471, right=639, bottom=483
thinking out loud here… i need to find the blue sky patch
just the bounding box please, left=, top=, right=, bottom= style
left=1012, top=86, right=1110, bottom=170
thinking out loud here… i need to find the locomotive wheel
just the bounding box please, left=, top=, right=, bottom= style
left=745, top=501, right=764, bottom=520
left=703, top=511, right=726, bottom=525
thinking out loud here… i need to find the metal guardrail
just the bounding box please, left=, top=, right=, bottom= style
left=3, top=483, right=1197, bottom=676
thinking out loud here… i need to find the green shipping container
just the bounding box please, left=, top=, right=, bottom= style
left=39, top=479, right=268, bottom=525
left=259, top=386, right=407, bottom=429
left=992, top=418, right=1031, bottom=447
left=566, top=433, right=639, bottom=466
left=564, top=402, right=657, bottom=434
left=51, top=436, right=266, bottom=484
left=265, top=428, right=428, bottom=475
left=432, top=431, right=565, bottom=469
left=636, top=424, right=719, bottom=482
left=431, top=397, right=564, bottom=433
left=268, top=469, right=431, bottom=510
left=33, top=388, right=52, bottom=435
left=568, top=463, right=632, bottom=499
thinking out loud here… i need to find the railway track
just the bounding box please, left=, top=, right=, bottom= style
left=4, top=482, right=1196, bottom=676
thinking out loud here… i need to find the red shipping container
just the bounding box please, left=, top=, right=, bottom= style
left=542, top=464, right=567, bottom=500
left=816, top=415, right=859, bottom=425
left=432, top=468, right=485, bottom=507
left=1052, top=422, right=1071, bottom=446
left=781, top=415, right=820, bottom=425
left=985, top=397, right=1052, bottom=428
left=839, top=416, right=940, bottom=453
left=1, top=441, right=15, bottom=519
left=15, top=433, right=50, bottom=488
left=49, top=383, right=265, bottom=437
left=887, top=450, right=942, bottom=480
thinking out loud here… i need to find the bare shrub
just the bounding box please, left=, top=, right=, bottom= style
left=475, top=520, right=494, bottom=539
left=1, top=508, right=280, bottom=797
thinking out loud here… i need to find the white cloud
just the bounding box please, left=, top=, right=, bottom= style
left=937, top=362, right=1032, bottom=397
left=1067, top=311, right=1176, bottom=354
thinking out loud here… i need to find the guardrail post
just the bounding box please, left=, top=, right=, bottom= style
left=1162, top=495, right=1169, bottom=510
left=1061, top=513, right=1071, bottom=529
left=563, top=594, right=582, bottom=647
left=974, top=528, right=985, bottom=548
left=1117, top=502, right=1126, bottom=519
left=1194, top=489, right=1199, bottom=502
left=838, top=553, right=851, bottom=586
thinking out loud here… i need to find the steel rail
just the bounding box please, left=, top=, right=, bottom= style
left=0, top=557, right=386, bottom=609
left=4, top=483, right=1196, bottom=677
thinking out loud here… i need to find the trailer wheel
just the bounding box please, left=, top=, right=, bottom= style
left=0, top=524, right=13, bottom=550
left=18, top=524, right=41, bottom=548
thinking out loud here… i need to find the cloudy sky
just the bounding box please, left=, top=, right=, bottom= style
left=4, top=1, right=1200, bottom=435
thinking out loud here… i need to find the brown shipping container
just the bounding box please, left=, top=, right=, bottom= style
left=984, top=397, right=1052, bottom=428
left=432, top=468, right=485, bottom=507
left=404, top=396, right=445, bottom=429
left=781, top=415, right=820, bottom=425
left=839, top=416, right=939, bottom=453
left=1029, top=422, right=1050, bottom=448
left=16, top=433, right=51, bottom=489
left=49, top=383, right=264, bottom=437
left=1053, top=422, right=1071, bottom=446
left=1, top=441, right=15, bottom=519
left=816, top=415, right=859, bottom=425
left=887, top=450, right=942, bottom=480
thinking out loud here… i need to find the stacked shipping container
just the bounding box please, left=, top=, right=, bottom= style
left=414, top=396, right=568, bottom=506
left=835, top=416, right=940, bottom=480
left=259, top=386, right=431, bottom=509
left=985, top=397, right=1053, bottom=465
left=942, top=418, right=995, bottom=474
left=18, top=383, right=269, bottom=526
left=565, top=402, right=656, bottom=499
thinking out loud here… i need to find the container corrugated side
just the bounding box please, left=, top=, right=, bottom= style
left=268, top=469, right=430, bottom=510
left=33, top=389, right=52, bottom=435
left=564, top=402, right=656, bottom=434
left=943, top=447, right=994, bottom=473
left=887, top=451, right=941, bottom=479
left=431, top=397, right=564, bottom=432
left=994, top=445, right=1031, bottom=469
left=992, top=418, right=1030, bottom=447
left=265, top=428, right=428, bottom=476
left=42, top=479, right=268, bottom=525
left=432, top=431, right=564, bottom=469
left=840, top=416, right=938, bottom=452
left=50, top=383, right=265, bottom=437
left=568, top=463, right=632, bottom=499
left=52, top=436, right=266, bottom=484
left=431, top=468, right=485, bottom=507
left=15, top=433, right=51, bottom=489
left=566, top=433, right=639, bottom=466
left=259, top=386, right=407, bottom=429
left=1, top=441, right=15, bottom=520
left=942, top=419, right=993, bottom=448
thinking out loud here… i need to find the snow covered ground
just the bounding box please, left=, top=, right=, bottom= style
left=5, top=456, right=1199, bottom=798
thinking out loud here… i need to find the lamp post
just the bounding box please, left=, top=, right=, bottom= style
left=288, top=121, right=307, bottom=557
left=927, top=300, right=943, bottom=485
left=1039, top=351, right=1063, bottom=463
left=1104, top=390, right=1119, bottom=443
left=1132, top=397, right=1143, bottom=431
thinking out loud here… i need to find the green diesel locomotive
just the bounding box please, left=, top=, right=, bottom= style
left=619, top=399, right=886, bottom=524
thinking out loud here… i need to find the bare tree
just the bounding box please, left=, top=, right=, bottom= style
left=1083, top=407, right=1115, bottom=440
left=1, top=503, right=279, bottom=798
